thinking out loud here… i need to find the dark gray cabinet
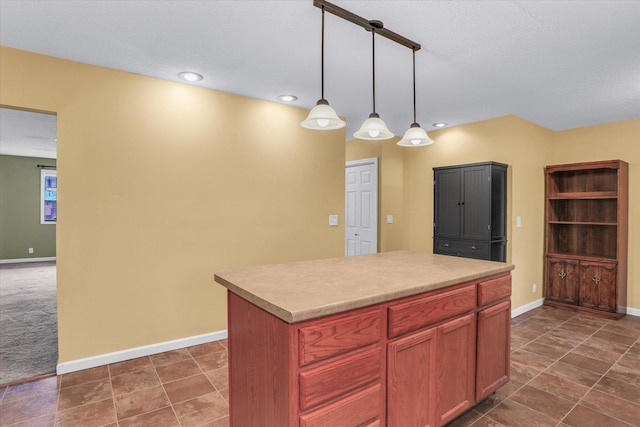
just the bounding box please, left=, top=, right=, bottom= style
left=434, top=162, right=507, bottom=262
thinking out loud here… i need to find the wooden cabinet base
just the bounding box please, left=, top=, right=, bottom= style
left=544, top=299, right=625, bottom=320
left=228, top=273, right=511, bottom=427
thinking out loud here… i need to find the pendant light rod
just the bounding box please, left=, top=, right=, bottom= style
left=412, top=48, right=417, bottom=124
left=372, top=27, right=376, bottom=114
left=313, top=0, right=420, bottom=51
left=321, top=6, right=325, bottom=100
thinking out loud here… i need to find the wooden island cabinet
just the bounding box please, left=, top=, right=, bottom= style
left=215, top=252, right=514, bottom=427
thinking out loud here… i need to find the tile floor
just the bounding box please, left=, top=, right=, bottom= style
left=1, top=306, right=639, bottom=427
left=0, top=341, right=229, bottom=426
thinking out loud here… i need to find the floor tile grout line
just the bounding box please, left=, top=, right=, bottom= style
left=555, top=321, right=638, bottom=427
left=107, top=362, right=120, bottom=427
left=154, top=355, right=184, bottom=427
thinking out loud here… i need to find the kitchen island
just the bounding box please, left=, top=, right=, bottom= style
left=215, top=251, right=515, bottom=427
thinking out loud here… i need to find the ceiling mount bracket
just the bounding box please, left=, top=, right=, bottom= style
left=313, top=0, right=421, bottom=51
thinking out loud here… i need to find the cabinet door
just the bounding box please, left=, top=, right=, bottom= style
left=387, top=328, right=437, bottom=427
left=436, top=313, right=476, bottom=426
left=476, top=300, right=510, bottom=401
left=434, top=168, right=461, bottom=239
left=546, top=258, right=579, bottom=305
left=461, top=165, right=491, bottom=241
left=579, top=261, right=617, bottom=312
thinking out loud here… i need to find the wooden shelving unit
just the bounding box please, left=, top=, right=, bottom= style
left=544, top=160, right=628, bottom=319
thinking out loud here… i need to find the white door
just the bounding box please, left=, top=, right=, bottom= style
left=345, top=158, right=378, bottom=256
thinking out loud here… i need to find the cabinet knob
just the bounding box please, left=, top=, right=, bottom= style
left=592, top=274, right=600, bottom=283
left=471, top=246, right=477, bottom=250
left=558, top=269, right=567, bottom=279
left=444, top=243, right=449, bottom=247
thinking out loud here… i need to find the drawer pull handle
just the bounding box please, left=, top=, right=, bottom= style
left=444, top=243, right=449, bottom=247
left=593, top=274, right=600, bottom=283
left=558, top=269, right=567, bottom=279
left=471, top=246, right=477, bottom=250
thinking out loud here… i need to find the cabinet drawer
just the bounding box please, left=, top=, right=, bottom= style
left=299, top=383, right=382, bottom=427
left=299, top=347, right=381, bottom=411
left=435, top=239, right=490, bottom=259
left=388, top=284, right=476, bottom=338
left=299, top=307, right=382, bottom=367
left=477, top=274, right=511, bottom=307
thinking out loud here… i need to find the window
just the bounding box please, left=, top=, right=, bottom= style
left=41, top=169, right=57, bottom=224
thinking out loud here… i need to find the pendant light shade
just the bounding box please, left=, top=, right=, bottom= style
left=397, top=123, right=435, bottom=147
left=398, top=48, right=434, bottom=147
left=354, top=23, right=393, bottom=140
left=300, top=6, right=345, bottom=131
left=301, top=99, right=345, bottom=130
left=353, top=112, right=394, bottom=140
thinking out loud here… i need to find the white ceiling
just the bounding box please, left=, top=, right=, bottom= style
left=0, top=108, right=57, bottom=159
left=0, top=0, right=639, bottom=148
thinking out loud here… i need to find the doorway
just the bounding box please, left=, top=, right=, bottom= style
left=0, top=107, right=58, bottom=385
left=345, top=158, right=378, bottom=256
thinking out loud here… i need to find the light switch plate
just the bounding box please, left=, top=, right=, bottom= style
left=329, top=215, right=338, bottom=226
left=516, top=216, right=522, bottom=228
left=386, top=215, right=393, bottom=224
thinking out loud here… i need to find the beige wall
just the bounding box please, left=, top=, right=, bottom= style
left=0, top=47, right=346, bottom=362
left=549, top=119, right=640, bottom=310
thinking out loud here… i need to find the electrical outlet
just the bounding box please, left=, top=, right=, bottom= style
left=28, top=247, right=34, bottom=254
left=532, top=283, right=537, bottom=293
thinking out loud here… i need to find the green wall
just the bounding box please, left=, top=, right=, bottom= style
left=0, top=155, right=56, bottom=260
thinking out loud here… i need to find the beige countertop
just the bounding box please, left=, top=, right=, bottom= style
left=214, top=251, right=514, bottom=323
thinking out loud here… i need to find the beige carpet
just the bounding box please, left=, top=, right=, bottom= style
left=0, top=261, right=57, bottom=385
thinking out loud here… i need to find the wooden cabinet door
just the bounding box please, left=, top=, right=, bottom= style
left=387, top=328, right=437, bottom=427
left=579, top=261, right=617, bottom=312
left=436, top=313, right=476, bottom=426
left=476, top=300, right=511, bottom=401
left=434, top=168, right=461, bottom=239
left=546, top=258, right=579, bottom=304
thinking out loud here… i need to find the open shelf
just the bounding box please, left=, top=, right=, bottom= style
left=546, top=223, right=617, bottom=259
left=546, top=167, right=618, bottom=196
left=548, top=221, right=617, bottom=226
left=547, top=192, right=617, bottom=200
left=547, top=198, right=617, bottom=223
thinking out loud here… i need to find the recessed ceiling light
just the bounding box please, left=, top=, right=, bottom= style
left=278, top=95, right=298, bottom=102
left=432, top=122, right=448, bottom=128
left=178, top=72, right=203, bottom=82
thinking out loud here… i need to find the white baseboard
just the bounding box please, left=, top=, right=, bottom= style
left=512, top=297, right=640, bottom=318
left=56, top=329, right=227, bottom=375
left=511, top=298, right=545, bottom=318
left=0, top=257, right=56, bottom=264
left=625, top=307, right=640, bottom=317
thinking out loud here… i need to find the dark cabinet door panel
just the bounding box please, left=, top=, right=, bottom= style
left=462, top=166, right=491, bottom=241
left=434, top=169, right=461, bottom=239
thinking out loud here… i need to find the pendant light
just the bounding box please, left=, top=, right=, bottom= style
left=397, top=48, right=434, bottom=147
left=300, top=6, right=345, bottom=130
left=353, top=22, right=394, bottom=140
